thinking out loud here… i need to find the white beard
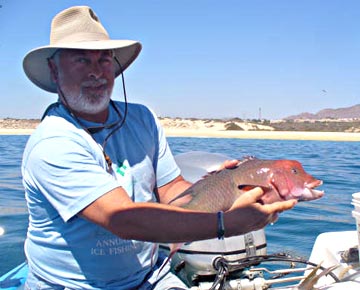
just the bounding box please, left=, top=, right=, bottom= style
left=65, top=91, right=111, bottom=114
left=60, top=79, right=113, bottom=115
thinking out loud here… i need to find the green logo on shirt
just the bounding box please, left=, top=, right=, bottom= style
left=116, top=160, right=129, bottom=177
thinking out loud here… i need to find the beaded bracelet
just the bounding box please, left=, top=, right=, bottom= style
left=217, top=211, right=225, bottom=240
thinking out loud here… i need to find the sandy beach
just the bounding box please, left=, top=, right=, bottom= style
left=1, top=118, right=359, bottom=141
left=0, top=129, right=36, bottom=135
left=162, top=128, right=360, bottom=141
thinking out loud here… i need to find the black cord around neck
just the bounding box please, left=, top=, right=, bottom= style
left=102, top=56, right=128, bottom=152
left=43, top=56, right=129, bottom=172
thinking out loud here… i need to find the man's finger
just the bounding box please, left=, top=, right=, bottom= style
left=243, top=187, right=265, bottom=202
left=236, top=187, right=265, bottom=204
left=261, top=199, right=297, bottom=213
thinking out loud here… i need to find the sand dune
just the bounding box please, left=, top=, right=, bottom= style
left=159, top=118, right=360, bottom=141
left=1, top=118, right=359, bottom=141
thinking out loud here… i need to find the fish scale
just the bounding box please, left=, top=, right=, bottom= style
left=181, top=170, right=240, bottom=212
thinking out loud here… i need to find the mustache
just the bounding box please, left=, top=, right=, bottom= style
left=81, top=79, right=108, bottom=87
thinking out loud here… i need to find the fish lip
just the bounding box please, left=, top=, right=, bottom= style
left=305, top=179, right=323, bottom=189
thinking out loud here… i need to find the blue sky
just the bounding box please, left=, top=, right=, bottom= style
left=1, top=0, right=359, bottom=120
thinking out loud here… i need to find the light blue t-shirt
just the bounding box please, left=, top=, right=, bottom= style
left=22, top=101, right=181, bottom=289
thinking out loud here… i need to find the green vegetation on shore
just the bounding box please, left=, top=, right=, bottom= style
left=2, top=117, right=360, bottom=133
left=247, top=119, right=360, bottom=132
left=160, top=117, right=360, bottom=133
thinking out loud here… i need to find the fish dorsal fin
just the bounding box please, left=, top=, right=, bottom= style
left=206, top=156, right=258, bottom=175
left=241, top=155, right=258, bottom=162
left=204, top=169, right=225, bottom=176
left=204, top=156, right=257, bottom=177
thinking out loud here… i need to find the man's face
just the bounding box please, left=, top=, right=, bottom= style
left=52, top=49, right=116, bottom=116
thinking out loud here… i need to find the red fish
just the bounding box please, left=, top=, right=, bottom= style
left=169, top=157, right=324, bottom=209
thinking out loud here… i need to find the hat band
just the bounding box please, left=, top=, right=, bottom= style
left=51, top=32, right=110, bottom=45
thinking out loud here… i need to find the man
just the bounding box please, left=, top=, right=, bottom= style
left=22, top=6, right=296, bottom=290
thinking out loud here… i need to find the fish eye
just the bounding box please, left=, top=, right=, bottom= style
left=291, top=168, right=298, bottom=174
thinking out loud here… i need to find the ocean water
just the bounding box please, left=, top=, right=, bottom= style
left=0, top=135, right=359, bottom=276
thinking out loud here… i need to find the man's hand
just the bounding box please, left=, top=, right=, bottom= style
left=225, top=187, right=297, bottom=235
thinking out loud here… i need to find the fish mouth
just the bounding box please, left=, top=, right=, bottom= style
left=268, top=179, right=325, bottom=202
left=303, top=179, right=325, bottom=200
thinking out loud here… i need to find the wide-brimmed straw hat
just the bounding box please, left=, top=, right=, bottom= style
left=23, top=6, right=142, bottom=93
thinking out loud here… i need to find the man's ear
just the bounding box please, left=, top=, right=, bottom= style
left=48, top=59, right=59, bottom=83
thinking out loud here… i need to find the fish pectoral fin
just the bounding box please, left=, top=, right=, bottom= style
left=168, top=191, right=189, bottom=205
left=167, top=189, right=194, bottom=205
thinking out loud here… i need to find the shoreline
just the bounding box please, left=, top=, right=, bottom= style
left=0, top=129, right=36, bottom=135
left=164, top=128, right=360, bottom=141
left=1, top=128, right=359, bottom=141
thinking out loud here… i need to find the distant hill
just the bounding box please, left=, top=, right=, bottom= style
left=285, top=104, right=360, bottom=120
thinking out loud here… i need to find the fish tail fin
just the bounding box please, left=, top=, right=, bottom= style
left=156, top=243, right=183, bottom=279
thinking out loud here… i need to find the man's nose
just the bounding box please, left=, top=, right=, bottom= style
left=88, top=62, right=103, bottom=79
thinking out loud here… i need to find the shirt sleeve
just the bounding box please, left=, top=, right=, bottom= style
left=23, top=133, right=120, bottom=222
